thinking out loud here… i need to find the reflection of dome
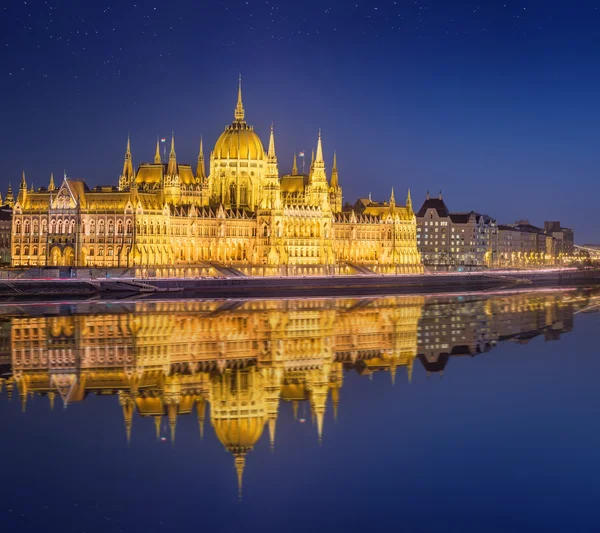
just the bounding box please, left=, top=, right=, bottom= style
left=213, top=122, right=264, bottom=161
left=212, top=416, right=266, bottom=453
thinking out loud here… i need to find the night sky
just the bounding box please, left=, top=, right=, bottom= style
left=1, top=1, right=599, bottom=241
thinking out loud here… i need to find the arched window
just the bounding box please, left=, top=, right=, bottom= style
left=126, top=220, right=132, bottom=235
left=41, top=219, right=47, bottom=234
left=117, top=220, right=124, bottom=235
left=15, top=220, right=22, bottom=234
left=15, top=246, right=20, bottom=256
left=108, top=220, right=114, bottom=235
left=89, top=248, right=95, bottom=257
left=229, top=183, right=236, bottom=205
left=24, top=220, right=30, bottom=234
left=98, top=220, right=105, bottom=234
left=32, top=246, right=38, bottom=255
left=89, top=220, right=96, bottom=234
left=107, top=247, right=113, bottom=257
left=263, top=225, right=268, bottom=237
left=62, top=220, right=67, bottom=234
left=33, top=220, right=39, bottom=235
left=69, top=220, right=75, bottom=234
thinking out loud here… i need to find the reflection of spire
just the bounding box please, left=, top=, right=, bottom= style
left=120, top=393, right=134, bottom=445
left=331, top=387, right=339, bottom=423
left=390, top=364, right=397, bottom=386
left=292, top=400, right=298, bottom=421
left=316, top=411, right=324, bottom=445
left=48, top=391, right=56, bottom=410
left=268, top=418, right=276, bottom=452
left=196, top=398, right=206, bottom=441
left=407, top=358, right=413, bottom=384
left=168, top=404, right=178, bottom=445
left=234, top=453, right=245, bottom=502
left=154, top=416, right=161, bottom=440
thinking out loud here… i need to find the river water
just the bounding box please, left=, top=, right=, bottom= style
left=1, top=288, right=599, bottom=532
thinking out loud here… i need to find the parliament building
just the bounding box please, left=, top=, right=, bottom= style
left=9, top=80, right=422, bottom=276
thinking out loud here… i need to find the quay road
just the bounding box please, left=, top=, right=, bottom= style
left=0, top=268, right=599, bottom=300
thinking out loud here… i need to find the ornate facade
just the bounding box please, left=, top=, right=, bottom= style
left=10, top=79, right=422, bottom=276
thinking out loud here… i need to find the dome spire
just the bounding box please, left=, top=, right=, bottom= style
left=122, top=135, right=133, bottom=181
left=154, top=137, right=161, bottom=164
left=234, top=74, right=245, bottom=121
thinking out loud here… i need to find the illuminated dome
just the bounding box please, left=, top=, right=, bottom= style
left=213, top=122, right=265, bottom=161
left=213, top=76, right=265, bottom=161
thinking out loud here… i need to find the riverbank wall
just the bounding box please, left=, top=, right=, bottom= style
left=0, top=269, right=599, bottom=300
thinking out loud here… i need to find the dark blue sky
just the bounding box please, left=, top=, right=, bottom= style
left=1, top=1, right=599, bottom=241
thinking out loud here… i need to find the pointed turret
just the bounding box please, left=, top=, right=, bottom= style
left=330, top=151, right=339, bottom=189
left=196, top=136, right=206, bottom=180
left=167, top=132, right=177, bottom=176
left=48, top=172, right=56, bottom=191
left=406, top=188, right=413, bottom=214
left=122, top=135, right=133, bottom=180
left=316, top=129, right=323, bottom=163
left=310, top=149, right=315, bottom=169
left=268, top=123, right=276, bottom=158
left=390, top=187, right=396, bottom=208
left=234, top=74, right=245, bottom=121
left=5, top=183, right=14, bottom=207
left=154, top=137, right=162, bottom=164
left=292, top=153, right=298, bottom=175
left=20, top=170, right=27, bottom=190
left=439, top=190, right=443, bottom=200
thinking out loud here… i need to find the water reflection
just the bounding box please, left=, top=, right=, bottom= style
left=0, top=289, right=597, bottom=497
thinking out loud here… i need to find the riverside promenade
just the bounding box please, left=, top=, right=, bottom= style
left=0, top=268, right=599, bottom=300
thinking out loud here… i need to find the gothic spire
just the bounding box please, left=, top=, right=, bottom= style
left=122, top=135, right=133, bottom=180
left=315, top=129, right=323, bottom=163
left=406, top=188, right=413, bottom=214
left=154, top=137, right=162, bottom=164
left=48, top=172, right=55, bottom=191
left=234, top=74, right=245, bottom=121
left=292, top=153, right=298, bottom=175
left=268, top=123, right=276, bottom=158
left=196, top=136, right=206, bottom=180
left=20, top=170, right=26, bottom=190
left=330, top=151, right=339, bottom=189
left=167, top=131, right=177, bottom=176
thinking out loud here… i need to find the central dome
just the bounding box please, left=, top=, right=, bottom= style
left=213, top=76, right=265, bottom=161
left=213, top=122, right=265, bottom=160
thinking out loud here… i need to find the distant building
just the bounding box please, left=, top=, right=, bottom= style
left=544, top=221, right=574, bottom=259
left=496, top=220, right=558, bottom=267
left=415, top=192, right=496, bottom=270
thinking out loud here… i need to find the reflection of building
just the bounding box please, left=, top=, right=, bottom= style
left=0, top=290, right=593, bottom=494
left=9, top=79, right=422, bottom=276
left=415, top=192, right=496, bottom=270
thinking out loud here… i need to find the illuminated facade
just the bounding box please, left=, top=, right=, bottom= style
left=10, top=80, right=422, bottom=276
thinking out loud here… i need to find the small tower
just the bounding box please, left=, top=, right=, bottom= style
left=17, top=171, right=27, bottom=205
left=292, top=153, right=298, bottom=176
left=329, top=151, right=343, bottom=214
left=5, top=183, right=14, bottom=207
left=154, top=137, right=162, bottom=164
left=163, top=132, right=181, bottom=203
left=196, top=136, right=206, bottom=181
left=48, top=172, right=56, bottom=192
left=406, top=189, right=413, bottom=215
left=119, top=135, right=134, bottom=190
